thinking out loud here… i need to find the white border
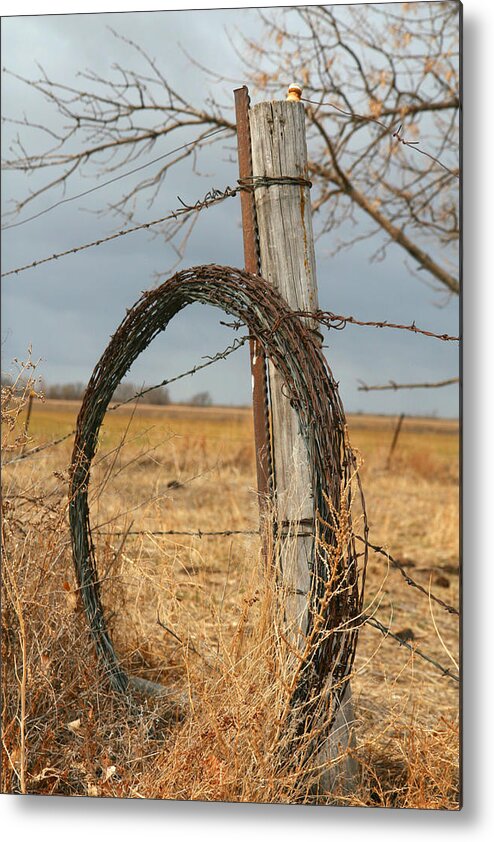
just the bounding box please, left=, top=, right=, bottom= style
left=2, top=1, right=493, bottom=838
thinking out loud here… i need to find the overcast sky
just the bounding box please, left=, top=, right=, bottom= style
left=1, top=1, right=460, bottom=417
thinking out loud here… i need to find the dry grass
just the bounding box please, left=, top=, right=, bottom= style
left=1, top=375, right=459, bottom=807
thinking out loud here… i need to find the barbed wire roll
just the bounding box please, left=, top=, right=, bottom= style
left=69, top=264, right=367, bottom=716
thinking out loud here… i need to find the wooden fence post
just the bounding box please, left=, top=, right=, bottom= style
left=21, top=390, right=35, bottom=455
left=248, top=85, right=359, bottom=796
left=386, top=412, right=405, bottom=470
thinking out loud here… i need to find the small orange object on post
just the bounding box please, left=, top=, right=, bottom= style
left=286, top=84, right=302, bottom=102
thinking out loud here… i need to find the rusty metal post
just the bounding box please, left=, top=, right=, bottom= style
left=234, top=86, right=273, bottom=510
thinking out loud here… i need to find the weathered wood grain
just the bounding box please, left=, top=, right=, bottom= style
left=249, top=98, right=358, bottom=796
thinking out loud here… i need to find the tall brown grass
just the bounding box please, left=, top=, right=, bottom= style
left=1, top=373, right=459, bottom=806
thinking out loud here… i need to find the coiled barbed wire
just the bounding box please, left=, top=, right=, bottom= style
left=69, top=264, right=368, bottom=730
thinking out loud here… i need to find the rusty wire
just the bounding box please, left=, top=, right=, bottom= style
left=1, top=186, right=239, bottom=278
left=224, top=310, right=459, bottom=344
left=1, top=178, right=316, bottom=279
left=98, top=528, right=260, bottom=538
left=94, top=524, right=457, bottom=621
left=108, top=336, right=247, bottom=413
left=354, top=534, right=459, bottom=617
left=69, top=263, right=368, bottom=722
left=3, top=430, right=75, bottom=466
left=2, top=336, right=247, bottom=467
left=310, top=311, right=459, bottom=343
left=358, top=377, right=459, bottom=392
left=362, top=615, right=459, bottom=683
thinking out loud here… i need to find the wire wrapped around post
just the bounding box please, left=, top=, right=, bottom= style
left=69, top=264, right=367, bottom=729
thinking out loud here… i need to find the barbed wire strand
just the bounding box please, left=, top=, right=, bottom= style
left=2, top=337, right=248, bottom=466
left=2, top=174, right=309, bottom=278
left=97, top=528, right=259, bottom=538
left=2, top=127, right=231, bottom=231
left=362, top=614, right=459, bottom=682
left=1, top=185, right=240, bottom=278
left=90, top=525, right=458, bottom=683
left=355, top=534, right=459, bottom=616
left=301, top=97, right=460, bottom=180
left=3, top=430, right=75, bottom=466
left=93, top=522, right=457, bottom=618
left=107, top=336, right=247, bottom=412
left=315, top=311, right=459, bottom=342
left=358, top=377, right=459, bottom=392
left=256, top=310, right=460, bottom=343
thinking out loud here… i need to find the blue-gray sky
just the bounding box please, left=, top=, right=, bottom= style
left=1, top=1, right=460, bottom=417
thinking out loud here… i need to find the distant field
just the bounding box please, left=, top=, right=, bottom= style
left=26, top=398, right=459, bottom=465
left=3, top=395, right=460, bottom=805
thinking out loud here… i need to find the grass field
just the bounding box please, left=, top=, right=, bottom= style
left=2, top=389, right=460, bottom=806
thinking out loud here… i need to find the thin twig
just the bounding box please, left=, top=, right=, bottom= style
left=302, top=97, right=460, bottom=180
left=2, top=127, right=230, bottom=231
left=1, top=525, right=27, bottom=792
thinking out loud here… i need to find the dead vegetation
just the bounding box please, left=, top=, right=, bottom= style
left=1, top=372, right=459, bottom=806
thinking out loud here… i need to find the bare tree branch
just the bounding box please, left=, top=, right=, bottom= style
left=3, top=5, right=460, bottom=296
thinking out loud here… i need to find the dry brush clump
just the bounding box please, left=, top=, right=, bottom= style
left=133, top=502, right=364, bottom=806
left=1, top=372, right=171, bottom=796
left=1, top=381, right=459, bottom=806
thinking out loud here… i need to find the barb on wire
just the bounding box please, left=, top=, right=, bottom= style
left=273, top=309, right=460, bottom=343
left=358, top=377, right=459, bottom=392
left=302, top=97, right=460, bottom=180
left=176, top=184, right=239, bottom=211
left=317, top=311, right=459, bottom=342
left=362, top=614, right=459, bottom=683
left=2, top=337, right=248, bottom=466
left=69, top=263, right=367, bottom=710
left=355, top=534, right=459, bottom=617
left=2, top=430, right=75, bottom=466
left=108, top=336, right=248, bottom=412
left=1, top=185, right=239, bottom=278
left=2, top=127, right=230, bottom=231
left=96, top=528, right=259, bottom=538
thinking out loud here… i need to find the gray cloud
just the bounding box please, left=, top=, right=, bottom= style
left=1, top=6, right=459, bottom=416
